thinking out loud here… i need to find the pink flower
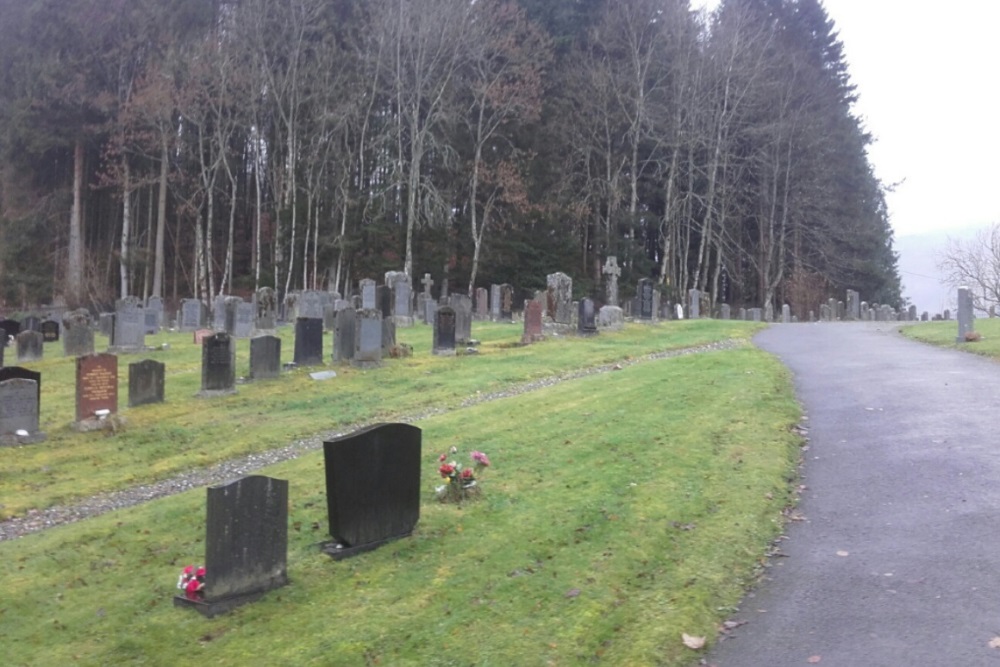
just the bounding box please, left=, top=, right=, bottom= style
left=438, top=453, right=447, bottom=462
left=439, top=464, right=455, bottom=478
left=471, top=451, right=491, bottom=467
left=461, top=468, right=474, bottom=480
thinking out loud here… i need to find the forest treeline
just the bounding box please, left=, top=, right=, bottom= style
left=0, top=0, right=901, bottom=313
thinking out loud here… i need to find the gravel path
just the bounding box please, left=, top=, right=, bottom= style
left=0, top=339, right=742, bottom=542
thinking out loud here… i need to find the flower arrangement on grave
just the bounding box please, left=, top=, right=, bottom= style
left=435, top=447, right=491, bottom=503
left=177, top=565, right=206, bottom=600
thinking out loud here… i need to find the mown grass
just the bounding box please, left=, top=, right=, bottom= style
left=1, top=342, right=801, bottom=666
left=900, top=318, right=1000, bottom=360
left=1, top=319, right=762, bottom=518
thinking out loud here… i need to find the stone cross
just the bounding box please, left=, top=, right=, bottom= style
left=602, top=256, right=621, bottom=307
left=421, top=273, right=434, bottom=296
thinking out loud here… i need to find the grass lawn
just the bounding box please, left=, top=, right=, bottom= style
left=900, top=318, right=1000, bottom=360
left=1, top=319, right=802, bottom=665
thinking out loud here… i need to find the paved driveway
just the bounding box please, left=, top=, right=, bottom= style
left=707, top=322, right=1000, bottom=666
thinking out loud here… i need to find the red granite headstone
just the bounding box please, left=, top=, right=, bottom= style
left=76, top=353, right=118, bottom=422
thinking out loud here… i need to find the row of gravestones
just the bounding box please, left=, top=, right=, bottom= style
left=175, top=422, right=421, bottom=618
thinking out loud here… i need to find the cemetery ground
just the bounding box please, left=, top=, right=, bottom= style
left=0, top=320, right=804, bottom=665
left=901, top=316, right=1000, bottom=355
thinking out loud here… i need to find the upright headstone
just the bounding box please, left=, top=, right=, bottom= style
left=254, top=287, right=277, bottom=331
left=16, top=330, right=44, bottom=363
left=423, top=299, right=438, bottom=328
left=222, top=297, right=242, bottom=334
left=200, top=333, right=236, bottom=396
left=333, top=307, right=356, bottom=364
left=720, top=304, right=731, bottom=320
left=174, top=475, right=289, bottom=617
left=956, top=287, right=974, bottom=342
left=752, top=308, right=762, bottom=322
left=21, top=316, right=41, bottom=333
left=578, top=298, right=598, bottom=336
left=421, top=273, right=434, bottom=300
left=40, top=320, right=60, bottom=342
left=128, top=359, right=165, bottom=407
left=490, top=284, right=501, bottom=321
left=602, top=256, right=621, bottom=307
left=180, top=299, right=203, bottom=332
left=450, top=294, right=473, bottom=344
left=597, top=305, right=624, bottom=330
left=352, top=309, right=383, bottom=369
left=381, top=317, right=396, bottom=355
left=846, top=290, right=860, bottom=321
left=522, top=300, right=545, bottom=344
left=233, top=302, right=254, bottom=339
left=688, top=289, right=700, bottom=319
left=321, top=424, right=421, bottom=559
left=391, top=277, right=413, bottom=326
left=249, top=335, right=281, bottom=380
left=908, top=304, right=917, bottom=321
left=212, top=295, right=228, bottom=331
left=0, top=318, right=22, bottom=343
left=75, top=353, right=118, bottom=422
left=0, top=375, right=45, bottom=444
left=499, top=284, right=514, bottom=322
left=782, top=304, right=791, bottom=324
left=546, top=272, right=573, bottom=324
left=145, top=296, right=164, bottom=333
left=360, top=279, right=377, bottom=310
left=298, top=291, right=324, bottom=320
left=0, top=366, right=41, bottom=407
left=111, top=299, right=146, bottom=351
left=293, top=318, right=324, bottom=366
left=475, top=287, right=489, bottom=320
left=827, top=298, right=837, bottom=321
left=433, top=306, right=457, bottom=356
left=637, top=279, right=655, bottom=320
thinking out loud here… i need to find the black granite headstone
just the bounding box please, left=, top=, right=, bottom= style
left=322, top=423, right=421, bottom=559
left=433, top=306, right=457, bottom=356
left=128, top=359, right=165, bottom=407
left=637, top=278, right=654, bottom=320
left=174, top=475, right=289, bottom=617
left=199, top=333, right=236, bottom=395
left=293, top=317, right=323, bottom=366
left=0, top=318, right=21, bottom=343
left=40, top=320, right=60, bottom=342
left=249, top=335, right=281, bottom=380
left=0, top=366, right=41, bottom=406
left=377, top=285, right=392, bottom=318
left=578, top=298, right=598, bottom=336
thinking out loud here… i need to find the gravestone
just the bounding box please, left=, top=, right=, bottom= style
left=75, top=353, right=118, bottom=422
left=377, top=286, right=392, bottom=319
left=546, top=272, right=573, bottom=324
left=450, top=295, right=473, bottom=343
left=720, top=304, right=731, bottom=320
left=111, top=300, right=146, bottom=352
left=943, top=309, right=951, bottom=321
left=222, top=296, right=242, bottom=334
left=0, top=366, right=41, bottom=407
left=16, top=331, right=44, bottom=362
left=433, top=306, right=457, bottom=356
left=421, top=273, right=434, bottom=299
left=22, top=315, right=41, bottom=332
left=381, top=317, right=396, bottom=355
left=522, top=300, right=544, bottom=344
left=352, top=309, right=383, bottom=369
left=752, top=308, right=762, bottom=322
left=956, top=287, right=974, bottom=342
left=652, top=290, right=661, bottom=322
left=0, top=318, right=21, bottom=344
left=360, top=279, right=377, bottom=310
left=193, top=328, right=213, bottom=345
left=738, top=307, right=747, bottom=321
left=782, top=304, right=791, bottom=323
left=922, top=312, right=929, bottom=322
left=323, top=303, right=336, bottom=333
left=499, top=284, right=514, bottom=322
left=212, top=295, right=229, bottom=331
left=602, top=256, right=621, bottom=306
left=180, top=299, right=203, bottom=332
left=0, top=375, right=45, bottom=444
left=174, top=475, right=289, bottom=617
left=846, top=290, right=860, bottom=320
left=321, top=423, right=421, bottom=559
left=908, top=304, right=917, bottom=321
left=440, top=277, right=449, bottom=300
left=675, top=303, right=684, bottom=320
left=249, top=335, right=281, bottom=380
left=490, top=284, right=501, bottom=321
left=298, top=291, right=324, bottom=320
left=475, top=288, right=489, bottom=320
left=423, top=299, right=438, bottom=328
left=281, top=291, right=299, bottom=323
left=293, top=318, right=324, bottom=366
left=41, top=320, right=60, bottom=342
left=146, top=296, right=164, bottom=332
left=199, top=333, right=236, bottom=396
left=333, top=307, right=356, bottom=363
left=128, top=359, right=165, bottom=407
left=578, top=298, right=598, bottom=336
left=637, top=279, right=655, bottom=320
left=827, top=298, right=837, bottom=321
left=234, top=302, right=254, bottom=339
left=597, top=305, right=624, bottom=330
left=391, top=277, right=413, bottom=326
left=416, top=293, right=429, bottom=325
left=98, top=313, right=114, bottom=338
left=688, top=289, right=700, bottom=319
left=254, top=287, right=277, bottom=331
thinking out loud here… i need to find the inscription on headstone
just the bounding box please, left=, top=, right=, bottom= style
left=200, top=333, right=236, bottom=395
left=76, top=353, right=118, bottom=421
left=40, top=320, right=60, bottom=342
left=637, top=279, right=655, bottom=320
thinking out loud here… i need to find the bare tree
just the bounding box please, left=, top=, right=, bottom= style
left=938, top=223, right=1000, bottom=313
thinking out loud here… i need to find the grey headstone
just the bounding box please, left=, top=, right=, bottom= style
left=578, top=298, right=597, bottom=336
left=180, top=299, right=203, bottom=331
left=602, top=256, right=621, bottom=307
left=490, top=284, right=501, bottom=320
left=450, top=295, right=473, bottom=343
left=112, top=300, right=146, bottom=351
left=475, top=288, right=489, bottom=320
left=597, top=305, right=624, bottom=330
left=688, top=289, right=700, bottom=319
left=546, top=272, right=573, bottom=324
left=254, top=287, right=277, bottom=331
left=128, top=359, right=165, bottom=408
left=146, top=296, right=164, bottom=331
left=782, top=304, right=791, bottom=323
left=720, top=304, right=731, bottom=320
left=333, top=307, right=356, bottom=363
left=213, top=295, right=228, bottom=331
left=0, top=377, right=43, bottom=443
left=352, top=309, right=382, bottom=369
left=499, top=284, right=514, bottom=322
left=392, top=278, right=413, bottom=325
left=322, top=423, right=421, bottom=558
left=298, top=291, right=324, bottom=320
left=249, top=335, right=281, bottom=380
left=234, top=302, right=254, bottom=339
left=16, top=330, right=44, bottom=362
left=360, top=279, right=377, bottom=310
left=957, top=287, right=974, bottom=342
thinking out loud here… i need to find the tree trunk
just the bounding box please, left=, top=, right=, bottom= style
left=152, top=136, right=168, bottom=298
left=120, top=159, right=132, bottom=297
left=67, top=138, right=85, bottom=307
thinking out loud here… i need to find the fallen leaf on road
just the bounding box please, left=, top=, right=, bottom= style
left=807, top=656, right=822, bottom=664
left=836, top=550, right=849, bottom=557
left=681, top=633, right=706, bottom=650
left=988, top=637, right=1000, bottom=649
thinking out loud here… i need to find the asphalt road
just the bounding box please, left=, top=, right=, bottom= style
left=706, top=322, right=1000, bottom=667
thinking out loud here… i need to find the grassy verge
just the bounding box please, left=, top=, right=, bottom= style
left=1, top=319, right=762, bottom=518
left=900, top=318, right=1000, bottom=360
left=1, top=344, right=800, bottom=666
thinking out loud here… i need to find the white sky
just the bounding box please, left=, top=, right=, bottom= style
left=696, top=0, right=1000, bottom=239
